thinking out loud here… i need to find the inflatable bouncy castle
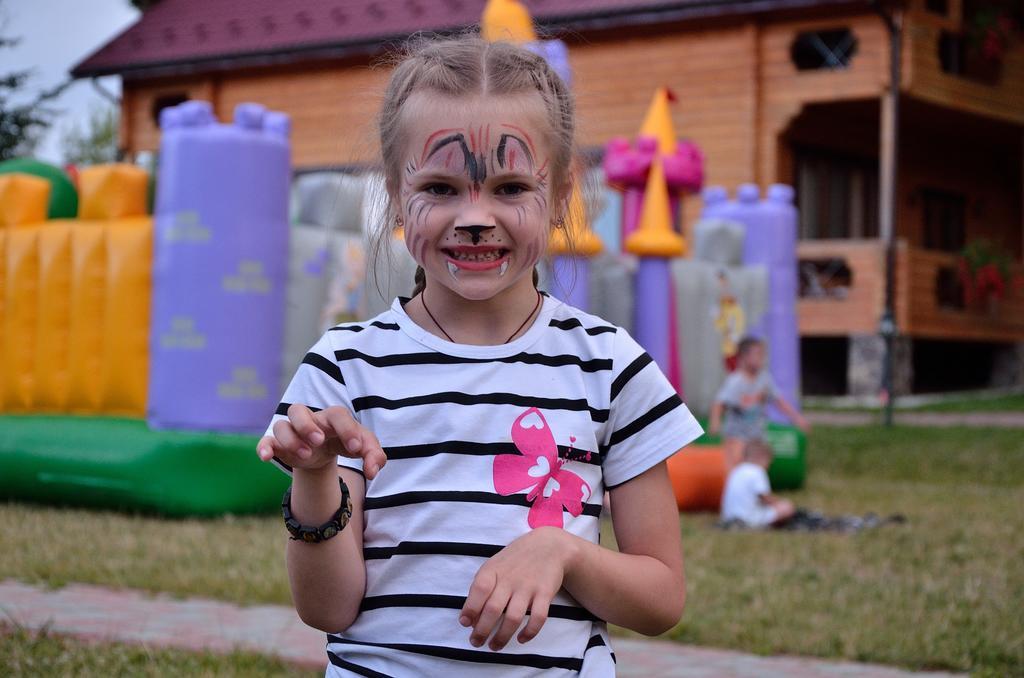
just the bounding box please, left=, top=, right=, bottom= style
left=0, top=103, right=294, bottom=516
left=1, top=2, right=806, bottom=518
left=591, top=88, right=806, bottom=510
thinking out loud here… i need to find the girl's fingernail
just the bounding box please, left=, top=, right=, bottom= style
left=489, top=642, right=500, bottom=651
left=347, top=438, right=362, bottom=452
left=470, top=636, right=483, bottom=647
left=298, top=447, right=311, bottom=457
left=459, top=616, right=471, bottom=627
left=310, top=431, right=324, bottom=445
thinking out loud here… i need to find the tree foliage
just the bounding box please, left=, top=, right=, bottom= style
left=0, top=27, right=69, bottom=161
left=62, top=104, right=119, bottom=166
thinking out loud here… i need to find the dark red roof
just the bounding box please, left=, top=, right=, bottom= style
left=72, top=0, right=852, bottom=78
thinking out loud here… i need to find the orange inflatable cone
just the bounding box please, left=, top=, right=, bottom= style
left=639, top=87, right=678, bottom=156
left=481, top=0, right=537, bottom=43
left=548, top=185, right=603, bottom=257
left=624, top=157, right=685, bottom=257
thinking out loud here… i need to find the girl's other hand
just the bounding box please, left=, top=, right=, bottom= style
left=460, top=527, right=578, bottom=651
left=256, top=404, right=387, bottom=479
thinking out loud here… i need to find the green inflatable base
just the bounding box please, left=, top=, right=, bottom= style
left=691, top=421, right=807, bottom=491
left=0, top=414, right=805, bottom=515
left=0, top=415, right=289, bottom=517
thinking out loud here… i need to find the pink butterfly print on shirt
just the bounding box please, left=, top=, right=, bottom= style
left=493, top=408, right=592, bottom=529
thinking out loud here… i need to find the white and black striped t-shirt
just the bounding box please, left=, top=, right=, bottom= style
left=269, top=294, right=703, bottom=678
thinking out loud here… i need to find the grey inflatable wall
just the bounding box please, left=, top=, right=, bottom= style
left=281, top=172, right=367, bottom=392
left=361, top=173, right=417, bottom=319
left=672, top=259, right=767, bottom=416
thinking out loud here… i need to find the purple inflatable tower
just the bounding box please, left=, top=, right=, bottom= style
left=148, top=101, right=291, bottom=433
left=701, top=183, right=801, bottom=420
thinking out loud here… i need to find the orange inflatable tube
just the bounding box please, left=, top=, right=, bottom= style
left=666, top=445, right=727, bottom=512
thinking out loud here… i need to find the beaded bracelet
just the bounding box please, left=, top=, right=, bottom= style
left=281, top=477, right=352, bottom=543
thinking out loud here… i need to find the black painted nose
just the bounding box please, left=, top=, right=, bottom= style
left=455, top=224, right=495, bottom=245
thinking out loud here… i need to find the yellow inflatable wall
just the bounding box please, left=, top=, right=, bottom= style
left=3, top=225, right=40, bottom=410
left=34, top=222, right=73, bottom=410
left=99, top=216, right=151, bottom=413
left=0, top=227, right=4, bottom=410
left=0, top=174, right=48, bottom=411
left=66, top=224, right=107, bottom=412
left=0, top=173, right=49, bottom=228
left=0, top=165, right=152, bottom=416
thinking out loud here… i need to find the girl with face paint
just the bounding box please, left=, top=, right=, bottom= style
left=258, top=36, right=704, bottom=677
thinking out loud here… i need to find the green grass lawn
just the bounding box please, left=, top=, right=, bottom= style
left=807, top=392, right=1024, bottom=414
left=665, top=426, right=1024, bottom=676
left=0, top=506, right=291, bottom=605
left=1, top=425, right=1021, bottom=674
left=1, top=626, right=320, bottom=677
left=906, top=392, right=1024, bottom=413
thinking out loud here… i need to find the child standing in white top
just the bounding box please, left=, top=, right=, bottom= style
left=257, top=36, right=703, bottom=676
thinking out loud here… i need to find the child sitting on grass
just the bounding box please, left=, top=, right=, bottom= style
left=720, top=439, right=795, bottom=529
left=708, top=335, right=808, bottom=469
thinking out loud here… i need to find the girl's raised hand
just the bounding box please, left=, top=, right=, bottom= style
left=459, top=527, right=576, bottom=651
left=256, top=404, right=387, bottom=478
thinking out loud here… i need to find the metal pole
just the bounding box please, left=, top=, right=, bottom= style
left=874, top=2, right=901, bottom=426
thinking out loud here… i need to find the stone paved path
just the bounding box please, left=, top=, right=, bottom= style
left=0, top=580, right=963, bottom=677
left=806, top=410, right=1024, bottom=428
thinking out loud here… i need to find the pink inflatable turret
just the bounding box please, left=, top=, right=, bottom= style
left=604, top=89, right=704, bottom=246
left=603, top=88, right=706, bottom=395
left=663, top=140, right=704, bottom=194
left=604, top=136, right=657, bottom=243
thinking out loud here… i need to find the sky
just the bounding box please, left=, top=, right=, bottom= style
left=3, top=0, right=139, bottom=164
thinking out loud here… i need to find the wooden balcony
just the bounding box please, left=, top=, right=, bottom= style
left=797, top=239, right=1024, bottom=343
left=797, top=240, right=885, bottom=336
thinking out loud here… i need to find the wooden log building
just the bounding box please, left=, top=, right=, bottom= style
left=72, top=0, right=1024, bottom=396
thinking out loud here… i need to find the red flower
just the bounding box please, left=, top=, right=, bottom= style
left=970, top=264, right=1012, bottom=301
left=957, top=240, right=1017, bottom=306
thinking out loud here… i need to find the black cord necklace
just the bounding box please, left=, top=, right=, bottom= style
left=421, top=288, right=543, bottom=344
